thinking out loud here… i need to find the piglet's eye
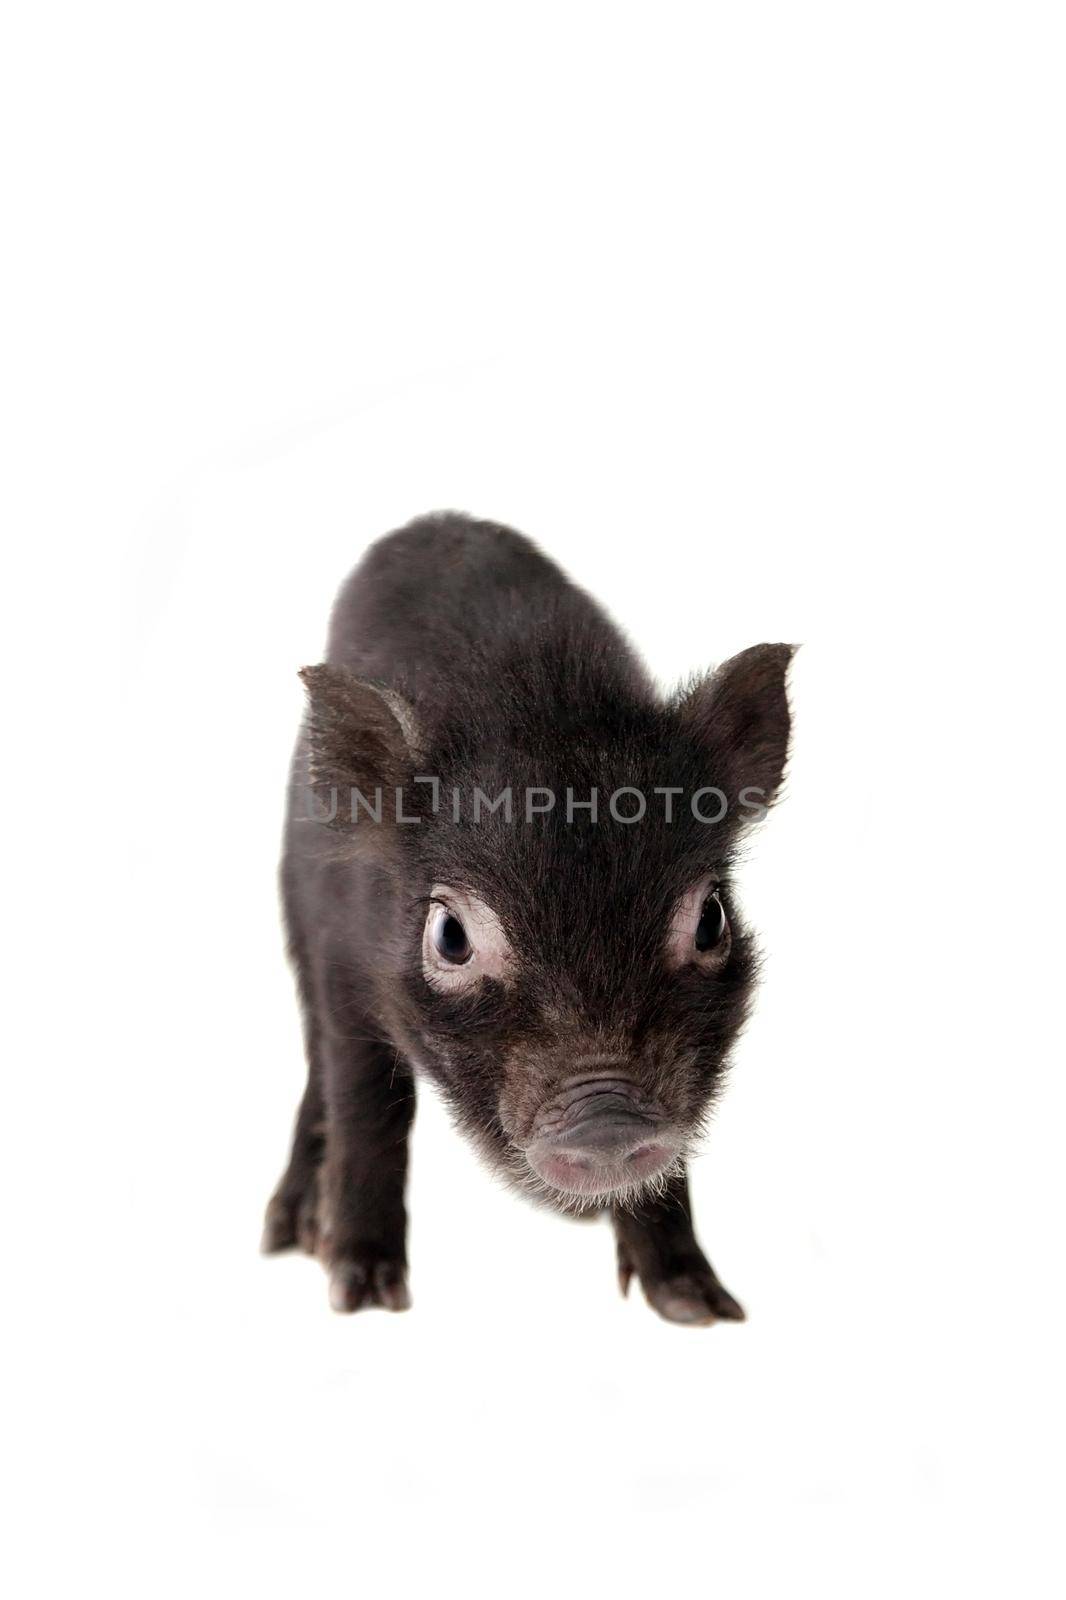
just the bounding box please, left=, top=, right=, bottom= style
left=666, top=879, right=731, bottom=969
left=434, top=912, right=471, bottom=964
left=694, top=894, right=726, bottom=953
left=422, top=886, right=511, bottom=993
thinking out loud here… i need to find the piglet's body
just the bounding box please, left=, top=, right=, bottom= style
left=264, top=513, right=794, bottom=1324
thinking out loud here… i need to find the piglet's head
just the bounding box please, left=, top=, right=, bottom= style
left=299, top=644, right=794, bottom=1213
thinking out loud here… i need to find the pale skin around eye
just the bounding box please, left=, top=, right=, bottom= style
left=422, top=887, right=513, bottom=992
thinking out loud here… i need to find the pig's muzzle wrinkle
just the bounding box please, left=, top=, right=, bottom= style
left=531, top=1076, right=659, bottom=1140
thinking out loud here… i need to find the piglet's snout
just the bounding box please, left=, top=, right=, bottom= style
left=526, top=1077, right=678, bottom=1198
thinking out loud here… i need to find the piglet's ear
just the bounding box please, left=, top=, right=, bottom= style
left=299, top=663, right=417, bottom=822
left=678, top=644, right=796, bottom=813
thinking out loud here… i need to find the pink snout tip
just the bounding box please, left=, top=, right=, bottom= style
left=526, top=1139, right=678, bottom=1198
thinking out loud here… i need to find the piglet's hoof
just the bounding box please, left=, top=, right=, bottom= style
left=261, top=1193, right=298, bottom=1255
left=328, top=1256, right=411, bottom=1314
left=648, top=1272, right=745, bottom=1325
left=621, top=1260, right=745, bottom=1326
left=260, top=1174, right=322, bottom=1258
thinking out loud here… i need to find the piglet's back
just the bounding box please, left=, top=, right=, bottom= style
left=324, top=512, right=655, bottom=743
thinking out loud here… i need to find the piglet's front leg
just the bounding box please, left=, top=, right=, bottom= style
left=319, top=1030, right=415, bottom=1314
left=612, top=1171, right=745, bottom=1327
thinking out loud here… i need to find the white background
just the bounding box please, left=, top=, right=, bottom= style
left=4, top=4, right=1064, bottom=1597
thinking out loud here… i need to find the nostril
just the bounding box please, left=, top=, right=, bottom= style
left=524, top=1131, right=679, bottom=1198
